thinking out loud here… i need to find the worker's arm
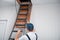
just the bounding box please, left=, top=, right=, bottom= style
left=15, top=30, right=22, bottom=40
left=16, top=0, right=21, bottom=4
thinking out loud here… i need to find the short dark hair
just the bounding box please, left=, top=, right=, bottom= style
left=26, top=23, right=34, bottom=31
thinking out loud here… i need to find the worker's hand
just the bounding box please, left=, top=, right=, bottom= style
left=18, top=30, right=22, bottom=32
left=33, top=29, right=35, bottom=32
left=27, top=20, right=30, bottom=23
left=15, top=30, right=22, bottom=40
left=18, top=30, right=22, bottom=33
left=17, top=30, right=22, bottom=35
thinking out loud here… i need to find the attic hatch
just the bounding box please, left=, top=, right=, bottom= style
left=20, top=0, right=31, bottom=2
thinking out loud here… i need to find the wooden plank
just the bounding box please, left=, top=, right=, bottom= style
left=17, top=15, right=27, bottom=19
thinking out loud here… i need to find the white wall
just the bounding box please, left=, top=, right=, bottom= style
left=0, top=0, right=19, bottom=40
left=30, top=3, right=60, bottom=40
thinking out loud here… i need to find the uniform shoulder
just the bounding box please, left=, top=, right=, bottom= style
left=19, top=35, right=28, bottom=40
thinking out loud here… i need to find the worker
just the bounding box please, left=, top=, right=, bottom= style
left=15, top=23, right=38, bottom=40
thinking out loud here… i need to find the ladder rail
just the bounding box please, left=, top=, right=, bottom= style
left=8, top=6, right=21, bottom=40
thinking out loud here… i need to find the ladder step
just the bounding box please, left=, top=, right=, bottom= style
left=9, top=38, right=14, bottom=40
left=16, top=22, right=26, bottom=25
left=19, top=12, right=27, bottom=14
left=16, top=24, right=25, bottom=26
left=20, top=4, right=28, bottom=6
left=16, top=21, right=26, bottom=24
left=20, top=10, right=27, bottom=12
left=20, top=8, right=28, bottom=10
left=20, top=6, right=28, bottom=9
left=12, top=30, right=22, bottom=32
left=18, top=12, right=28, bottom=15
left=17, top=18, right=26, bottom=20
left=17, top=18, right=26, bottom=19
left=20, top=2, right=30, bottom=5
left=12, top=30, right=17, bottom=32
left=16, top=20, right=26, bottom=22
left=18, top=13, right=27, bottom=15
left=15, top=26, right=25, bottom=28
left=18, top=15, right=27, bottom=19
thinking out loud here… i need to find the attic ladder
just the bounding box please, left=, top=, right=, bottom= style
left=8, top=1, right=32, bottom=40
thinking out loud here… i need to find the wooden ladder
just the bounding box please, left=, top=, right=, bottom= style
left=9, top=1, right=32, bottom=40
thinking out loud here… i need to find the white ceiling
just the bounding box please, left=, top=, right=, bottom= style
left=31, top=0, right=60, bottom=5
left=0, top=0, right=60, bottom=6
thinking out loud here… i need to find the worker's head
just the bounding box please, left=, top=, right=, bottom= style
left=26, top=23, right=34, bottom=32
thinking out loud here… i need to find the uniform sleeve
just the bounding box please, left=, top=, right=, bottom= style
left=19, top=35, right=28, bottom=40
